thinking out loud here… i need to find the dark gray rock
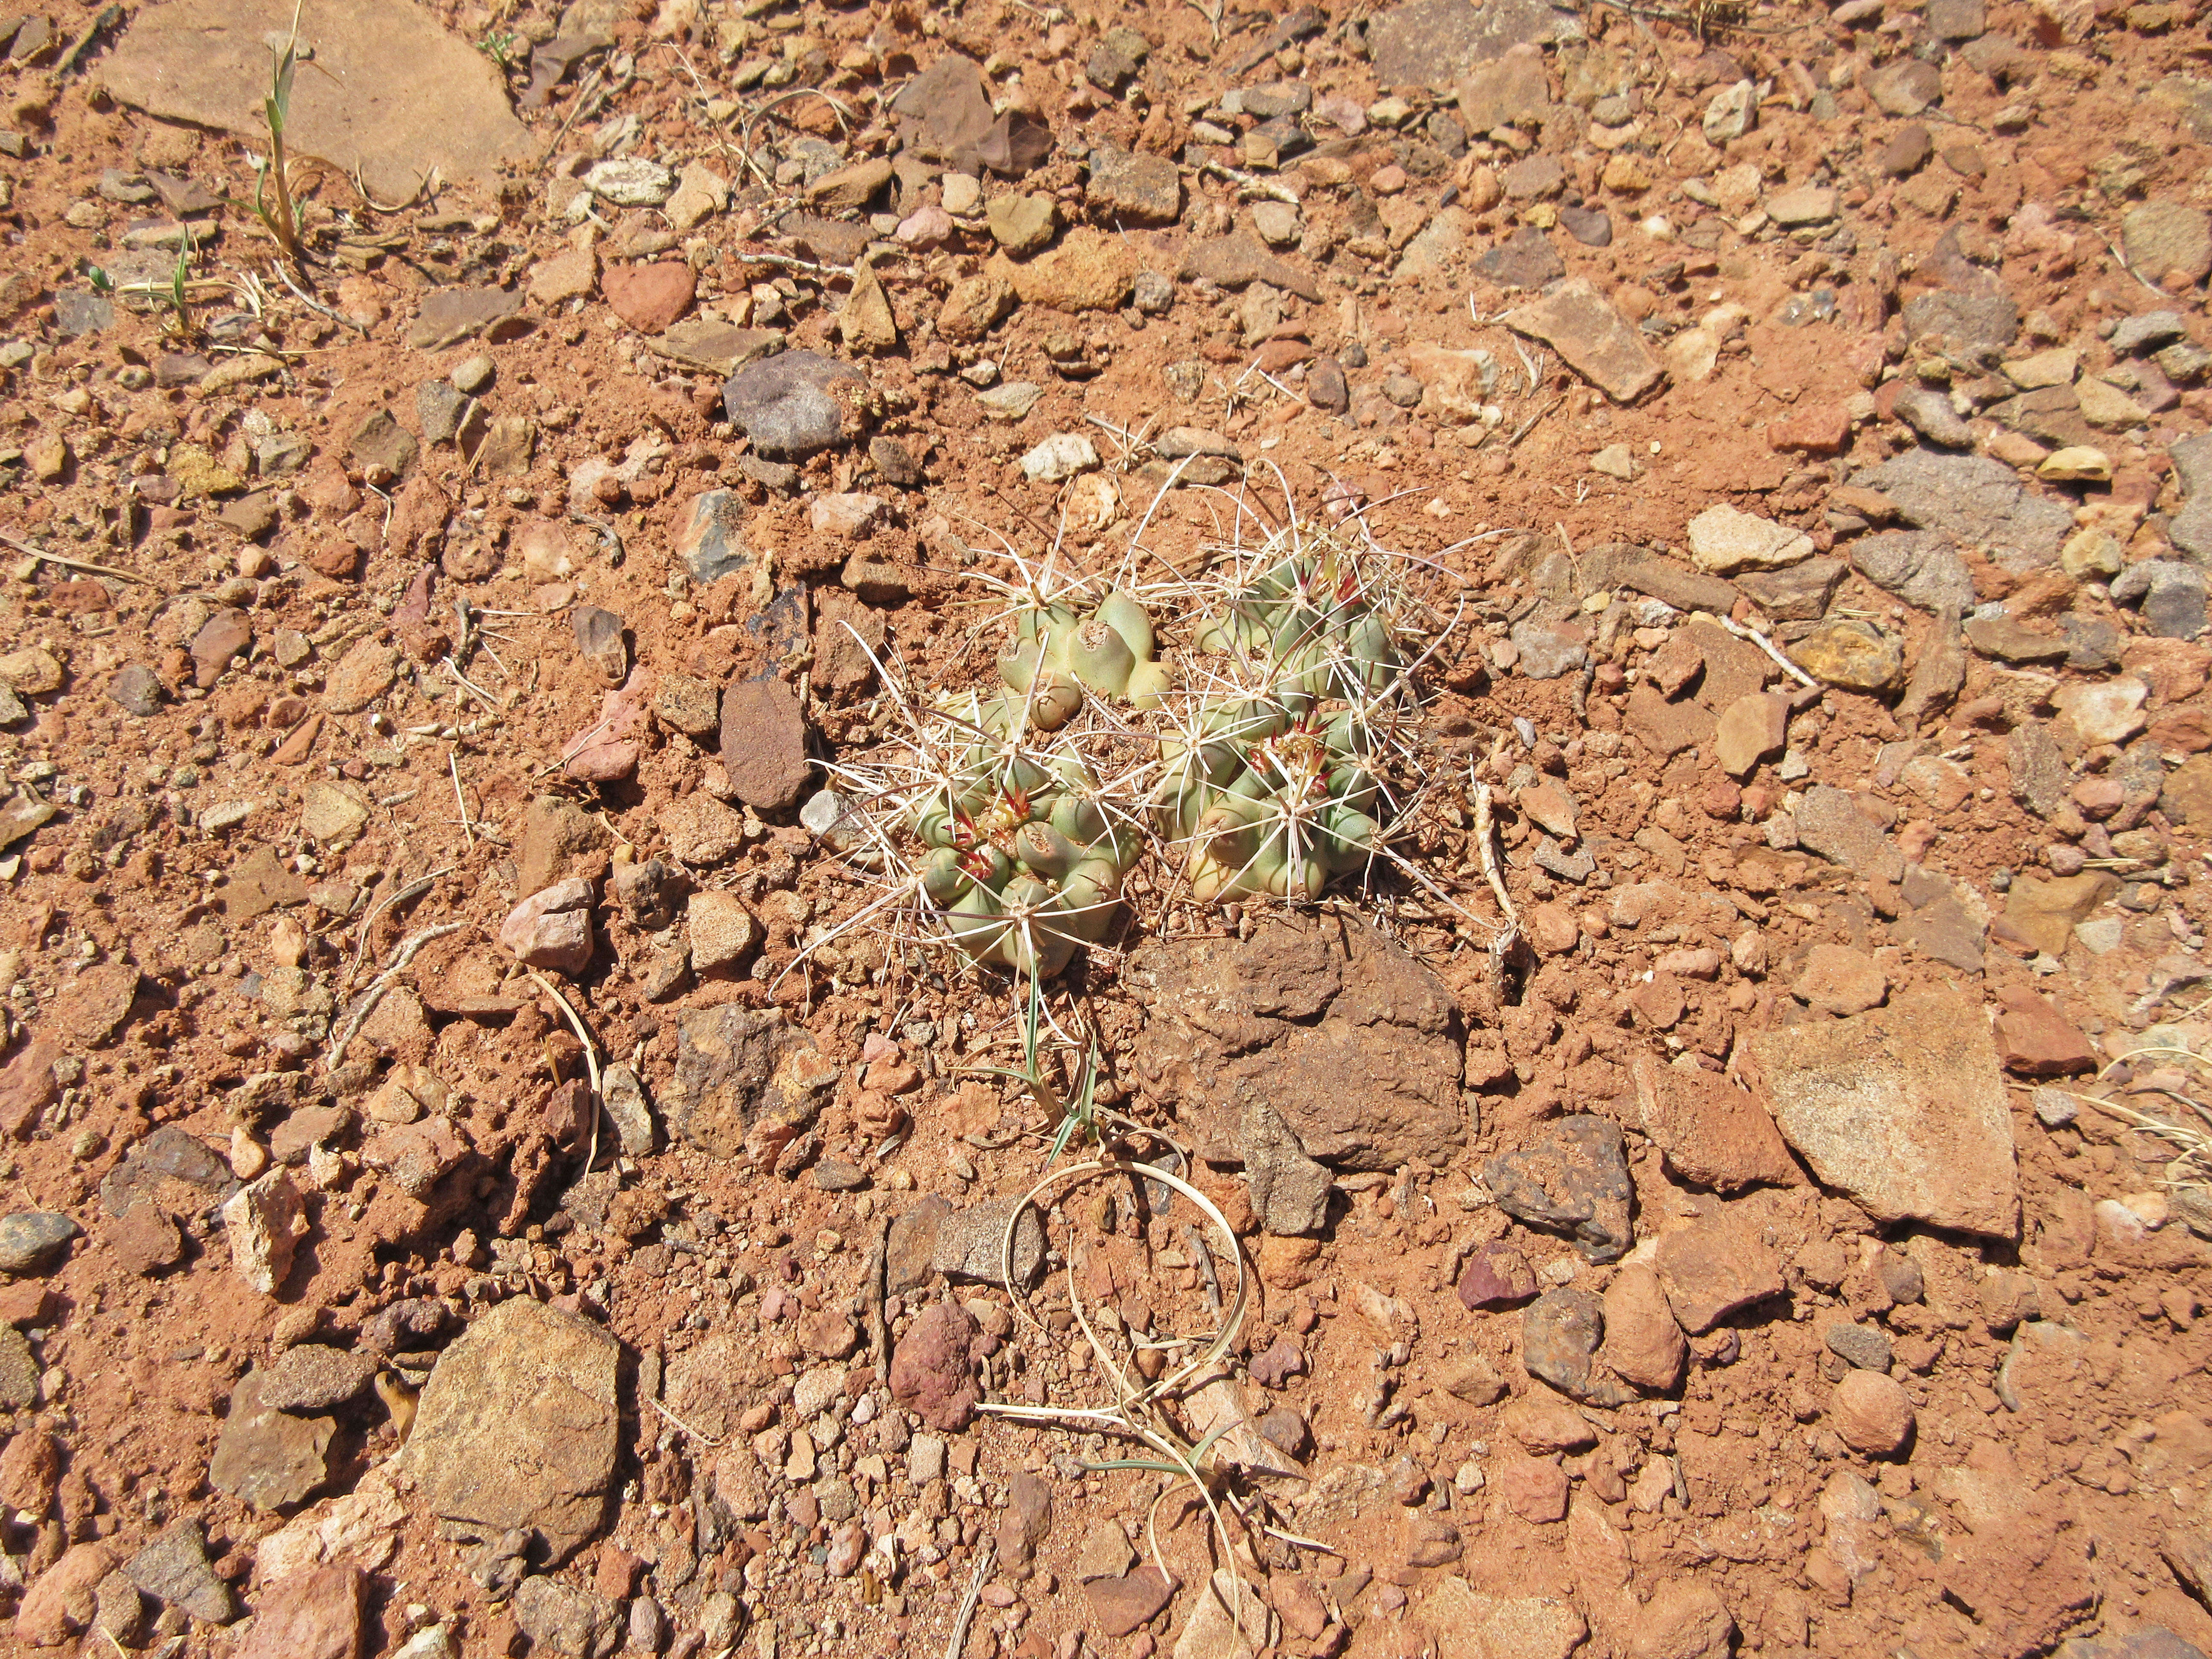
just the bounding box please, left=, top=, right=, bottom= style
left=1892, top=386, right=1973, bottom=449
left=0, top=1210, right=78, bottom=1275
left=1476, top=224, right=1565, bottom=290
left=1557, top=204, right=1612, bottom=247
left=2112, top=560, right=2207, bottom=640
left=1825, top=1321, right=1894, bottom=1371
left=2112, top=311, right=2189, bottom=355
left=1851, top=449, right=2067, bottom=571
left=123, top=1519, right=237, bottom=1624
left=1735, top=558, right=1844, bottom=621
left=720, top=350, right=865, bottom=460
left=1521, top=1286, right=1633, bottom=1406
left=416, top=379, right=468, bottom=447
left=1853, top=530, right=1974, bottom=613
left=1901, top=289, right=2017, bottom=349
left=2006, top=723, right=2070, bottom=819
left=1242, top=1099, right=1333, bottom=1235
left=1485, top=1115, right=1632, bottom=1262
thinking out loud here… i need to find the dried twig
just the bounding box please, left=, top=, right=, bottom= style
left=943, top=1536, right=996, bottom=1659
left=0, top=530, right=151, bottom=584
left=328, top=922, right=465, bottom=1068
left=448, top=749, right=474, bottom=848
left=347, top=867, right=454, bottom=985
left=649, top=1395, right=725, bottom=1448
left=1707, top=611, right=1818, bottom=688
left=525, top=968, right=603, bottom=1171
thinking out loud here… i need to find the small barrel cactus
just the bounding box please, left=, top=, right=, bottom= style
left=996, top=589, right=1170, bottom=731
left=909, top=707, right=1143, bottom=977
left=1163, top=536, right=1407, bottom=902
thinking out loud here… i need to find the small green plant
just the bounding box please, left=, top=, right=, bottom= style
left=908, top=696, right=1144, bottom=978
left=818, top=491, right=1445, bottom=985
left=477, top=28, right=518, bottom=69
left=995, top=588, right=1169, bottom=731
left=252, top=0, right=308, bottom=269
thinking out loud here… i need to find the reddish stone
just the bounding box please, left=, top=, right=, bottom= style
left=888, top=1301, right=981, bottom=1431
left=1493, top=1449, right=1570, bottom=1523
left=602, top=261, right=697, bottom=335
left=1084, top=1565, right=1176, bottom=1637
left=0, top=1281, right=52, bottom=1326
left=1653, top=1217, right=1784, bottom=1333
left=1456, top=1243, right=1538, bottom=1310
left=593, top=1543, right=643, bottom=1602
left=0, top=1040, right=60, bottom=1138
left=236, top=1563, right=364, bottom=1659
left=15, top=1542, right=116, bottom=1647
left=1991, top=988, right=2096, bottom=1076
left=1768, top=405, right=1852, bottom=454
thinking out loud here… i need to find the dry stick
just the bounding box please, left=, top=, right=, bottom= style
left=1707, top=611, right=1818, bottom=689
left=328, top=922, right=465, bottom=1068
left=856, top=1214, right=893, bottom=1383
left=448, top=749, right=474, bottom=849
left=0, top=530, right=152, bottom=585
left=649, top=1395, right=725, bottom=1448
left=525, top=968, right=603, bottom=1173
left=943, top=1536, right=997, bottom=1659
left=348, top=867, right=454, bottom=985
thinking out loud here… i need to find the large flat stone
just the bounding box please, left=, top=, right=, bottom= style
left=99, top=0, right=533, bottom=204
left=394, top=1298, right=620, bottom=1565
left=1743, top=989, right=2018, bottom=1237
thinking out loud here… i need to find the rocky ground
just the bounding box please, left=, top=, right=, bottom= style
left=0, top=0, right=2210, bottom=1653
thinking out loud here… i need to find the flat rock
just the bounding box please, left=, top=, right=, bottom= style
left=1423, top=1579, right=1587, bottom=1659
left=1126, top=914, right=1465, bottom=1173
left=1851, top=449, right=2069, bottom=571
left=1653, top=1217, right=1784, bottom=1332
left=1086, top=1565, right=1176, bottom=1638
left=718, top=677, right=810, bottom=812
left=602, top=261, right=695, bottom=335
left=258, top=1343, right=379, bottom=1411
left=123, top=1518, right=236, bottom=1624
left=210, top=1368, right=335, bottom=1512
left=405, top=286, right=524, bottom=352
left=668, top=1004, right=833, bottom=1158
left=1366, top=0, right=1581, bottom=89
left=720, top=350, right=866, bottom=460
left=99, top=0, right=534, bottom=203
left=1631, top=1054, right=1799, bottom=1190
left=997, top=228, right=1140, bottom=311
left=234, top=1564, right=363, bottom=1659
left=1793, top=784, right=1904, bottom=883
left=1485, top=1115, right=1632, bottom=1261
left=1854, top=530, right=1974, bottom=612
left=1687, top=503, right=1813, bottom=573
left=1743, top=988, right=2019, bottom=1237
left=1602, top=1263, right=1686, bottom=1392
left=1991, top=987, right=2096, bottom=1075
left=395, top=1298, right=620, bottom=1564
left=1503, top=278, right=1662, bottom=403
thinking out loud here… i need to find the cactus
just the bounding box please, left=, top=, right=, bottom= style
left=820, top=507, right=1441, bottom=987
left=995, top=589, right=1168, bottom=731
left=1158, top=527, right=1410, bottom=904
left=905, top=691, right=1144, bottom=977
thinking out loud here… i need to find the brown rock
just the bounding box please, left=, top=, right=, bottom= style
left=889, top=1300, right=981, bottom=1431
left=1493, top=1449, right=1570, bottom=1522
left=1830, top=1368, right=1915, bottom=1456
left=1652, top=1218, right=1784, bottom=1333
left=1502, top=276, right=1663, bottom=403
left=1457, top=1243, right=1537, bottom=1309
left=1991, top=987, right=2096, bottom=1075
left=1791, top=943, right=1887, bottom=1016
left=1631, top=1055, right=1800, bottom=1192
left=52, top=963, right=141, bottom=1048
left=1085, top=1565, right=1175, bottom=1637
left=235, top=1563, right=364, bottom=1659
left=0, top=1040, right=61, bottom=1138
left=1625, top=1579, right=1735, bottom=1659
left=1714, top=692, right=1788, bottom=778
left=16, top=1542, right=116, bottom=1647
left=1742, top=989, right=2019, bottom=1238
left=1602, top=1262, right=1686, bottom=1392
left=602, top=261, right=696, bottom=335
left=718, top=677, right=810, bottom=812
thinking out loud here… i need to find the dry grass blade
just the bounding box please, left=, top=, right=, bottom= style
left=981, top=1154, right=1260, bottom=1636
